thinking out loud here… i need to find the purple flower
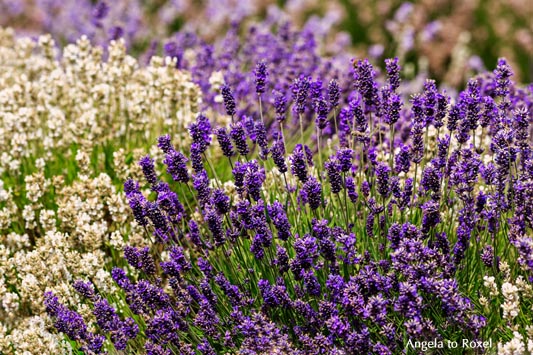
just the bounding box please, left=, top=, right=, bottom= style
left=157, top=134, right=173, bottom=154
left=124, top=246, right=156, bottom=275
left=212, top=189, right=230, bottom=214
left=216, top=127, right=234, bottom=158
left=421, top=200, right=441, bottom=233
left=354, top=59, right=379, bottom=112
left=328, top=79, right=340, bottom=109
left=73, top=280, right=96, bottom=300
left=345, top=177, right=359, bottom=203
left=146, top=202, right=170, bottom=242
left=291, top=75, right=311, bottom=114
left=435, top=91, right=449, bottom=129
left=351, top=99, right=368, bottom=141
left=410, top=122, right=425, bottom=164
left=325, top=158, right=342, bottom=194
left=221, top=84, right=236, bottom=117
left=314, top=96, right=329, bottom=130
left=254, top=60, right=268, bottom=95
left=480, top=245, right=494, bottom=268
left=274, top=245, right=290, bottom=273
left=145, top=341, right=171, bottom=355
left=301, top=176, right=322, bottom=210
left=294, top=234, right=319, bottom=269
left=375, top=163, right=391, bottom=198
left=205, top=208, right=225, bottom=247
left=303, top=270, right=321, bottom=296
left=423, top=80, right=438, bottom=126
left=258, top=279, right=280, bottom=308
left=188, top=220, right=203, bottom=247
left=160, top=246, right=192, bottom=277
left=385, top=57, right=401, bottom=91
left=163, top=149, right=189, bottom=183
left=290, top=144, right=309, bottom=183
left=214, top=272, right=244, bottom=306
left=92, top=1, right=109, bottom=27
left=198, top=338, right=216, bottom=355
left=336, top=148, right=353, bottom=172
left=267, top=201, right=292, bottom=241
left=192, top=170, right=211, bottom=206
left=384, top=92, right=402, bottom=126
left=254, top=122, right=269, bottom=159
left=195, top=300, right=219, bottom=337
left=310, top=79, right=323, bottom=100
left=271, top=137, right=287, bottom=174
left=447, top=104, right=462, bottom=132
left=189, top=113, right=212, bottom=152
left=139, top=155, right=158, bottom=186
left=190, top=143, right=204, bottom=173
left=44, top=292, right=104, bottom=353
left=239, top=160, right=265, bottom=201
left=420, top=165, right=441, bottom=194
left=395, top=144, right=411, bottom=174
left=230, top=122, right=249, bottom=156
left=146, top=309, right=180, bottom=346
left=493, top=58, right=513, bottom=97
left=273, top=90, right=287, bottom=123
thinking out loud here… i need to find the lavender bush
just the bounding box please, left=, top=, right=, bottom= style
left=44, top=55, right=533, bottom=354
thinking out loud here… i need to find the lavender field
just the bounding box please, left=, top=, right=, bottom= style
left=0, top=1, right=532, bottom=354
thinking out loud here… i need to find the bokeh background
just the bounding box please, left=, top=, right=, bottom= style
left=1, top=0, right=531, bottom=85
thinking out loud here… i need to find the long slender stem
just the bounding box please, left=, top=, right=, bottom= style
left=299, top=113, right=304, bottom=146
left=409, top=162, right=419, bottom=219
left=258, top=96, right=264, bottom=124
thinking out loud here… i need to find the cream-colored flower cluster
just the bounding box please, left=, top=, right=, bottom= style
left=482, top=268, right=533, bottom=354
left=0, top=26, right=201, bottom=175
left=0, top=156, right=150, bottom=354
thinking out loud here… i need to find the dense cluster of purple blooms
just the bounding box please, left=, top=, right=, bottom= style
left=44, top=45, right=533, bottom=354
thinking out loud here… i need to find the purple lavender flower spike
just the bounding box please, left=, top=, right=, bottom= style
left=375, top=163, right=391, bottom=198
left=254, top=60, right=268, bottom=95
left=145, top=341, right=171, bottom=355
left=192, top=170, right=211, bottom=206
left=420, top=165, right=441, bottom=194
left=216, top=127, right=234, bottom=158
left=328, top=79, right=340, bottom=110
left=291, top=75, right=311, bottom=114
left=230, top=122, right=249, bottom=156
left=157, top=134, right=173, bottom=154
left=205, top=207, right=225, bottom=247
left=273, top=90, right=287, bottom=123
left=325, top=158, right=342, bottom=194
left=314, top=96, right=329, bottom=130
left=139, top=155, right=158, bottom=187
left=290, top=144, right=309, bottom=183
left=189, top=113, right=212, bottom=153
left=302, top=176, right=322, bottom=210
left=73, top=280, right=95, bottom=300
left=212, top=188, right=230, bottom=215
left=493, top=58, right=513, bottom=97
left=267, top=201, right=292, bottom=241
left=127, top=193, right=148, bottom=227
left=271, top=137, right=288, bottom=174
left=385, top=57, right=401, bottom=92
left=163, top=149, right=189, bottom=183
left=221, top=84, right=236, bottom=117
left=345, top=177, right=359, bottom=204
left=254, top=121, right=269, bottom=159
left=354, top=59, right=379, bottom=112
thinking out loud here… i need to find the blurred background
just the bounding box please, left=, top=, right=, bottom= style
left=1, top=0, right=531, bottom=84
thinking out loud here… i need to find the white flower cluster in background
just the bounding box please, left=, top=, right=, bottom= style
left=0, top=27, right=202, bottom=175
